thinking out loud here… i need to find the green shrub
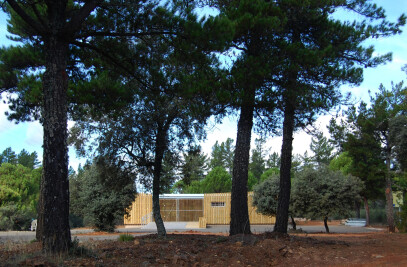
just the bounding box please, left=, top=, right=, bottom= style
left=252, top=175, right=280, bottom=216
left=0, top=214, right=13, bottom=230
left=0, top=204, right=35, bottom=230
left=360, top=208, right=387, bottom=224
left=69, top=214, right=84, bottom=228
left=118, top=234, right=135, bottom=242
left=69, top=159, right=137, bottom=232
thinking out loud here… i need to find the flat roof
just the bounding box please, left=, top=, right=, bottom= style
left=159, top=194, right=204, bottom=199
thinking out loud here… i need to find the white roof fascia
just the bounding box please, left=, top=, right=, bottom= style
left=159, top=194, right=204, bottom=199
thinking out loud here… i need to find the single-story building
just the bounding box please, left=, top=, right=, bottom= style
left=124, top=192, right=275, bottom=227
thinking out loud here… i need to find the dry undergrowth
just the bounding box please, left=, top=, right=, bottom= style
left=1, top=232, right=407, bottom=266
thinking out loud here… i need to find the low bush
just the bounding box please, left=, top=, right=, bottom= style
left=0, top=204, right=35, bottom=231
left=360, top=208, right=387, bottom=224
left=118, top=234, right=135, bottom=242
left=69, top=214, right=84, bottom=228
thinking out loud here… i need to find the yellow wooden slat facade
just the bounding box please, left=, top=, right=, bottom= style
left=124, top=193, right=153, bottom=224
left=247, top=192, right=275, bottom=224
left=203, top=193, right=231, bottom=224
left=124, top=192, right=275, bottom=225
left=203, top=192, right=275, bottom=224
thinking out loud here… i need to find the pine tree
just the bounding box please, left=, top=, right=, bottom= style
left=208, top=138, right=234, bottom=174
left=249, top=138, right=267, bottom=182
left=180, top=146, right=208, bottom=189
left=211, top=0, right=285, bottom=236
left=310, top=132, right=334, bottom=167
left=367, top=82, right=407, bottom=231
left=0, top=0, right=178, bottom=253
left=17, top=149, right=40, bottom=169
left=266, top=152, right=281, bottom=169
left=270, top=0, right=405, bottom=234
left=0, top=147, right=17, bottom=165
left=69, top=2, right=224, bottom=237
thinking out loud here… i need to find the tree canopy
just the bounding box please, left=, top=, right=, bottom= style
left=0, top=0, right=173, bottom=253
left=185, top=166, right=232, bottom=193
left=291, top=166, right=364, bottom=233
left=69, top=158, right=136, bottom=232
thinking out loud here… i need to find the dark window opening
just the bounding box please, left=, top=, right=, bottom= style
left=211, top=202, right=225, bottom=207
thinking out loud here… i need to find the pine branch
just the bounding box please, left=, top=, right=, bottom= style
left=71, top=40, right=151, bottom=91
left=6, top=0, right=46, bottom=35
left=77, top=30, right=177, bottom=38
left=64, top=0, right=100, bottom=38
left=30, top=2, right=47, bottom=29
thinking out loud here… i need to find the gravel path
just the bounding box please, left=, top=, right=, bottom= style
left=0, top=223, right=384, bottom=243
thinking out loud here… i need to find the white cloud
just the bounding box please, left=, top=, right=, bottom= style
left=201, top=116, right=238, bottom=156
left=68, top=147, right=86, bottom=170
left=25, top=122, right=43, bottom=146
left=201, top=113, right=334, bottom=160
left=392, top=56, right=407, bottom=66
left=68, top=120, right=75, bottom=129
left=264, top=115, right=334, bottom=157
left=0, top=101, right=14, bottom=133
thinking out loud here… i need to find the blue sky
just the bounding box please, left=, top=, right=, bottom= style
left=0, top=1, right=407, bottom=170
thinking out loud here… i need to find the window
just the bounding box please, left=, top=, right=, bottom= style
left=211, top=202, right=225, bottom=207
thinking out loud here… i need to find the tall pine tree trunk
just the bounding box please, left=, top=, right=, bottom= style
left=290, top=215, right=296, bottom=230
left=323, top=216, right=330, bottom=233
left=274, top=26, right=300, bottom=234
left=36, top=181, right=43, bottom=242
left=355, top=200, right=361, bottom=218
left=385, top=148, right=395, bottom=232
left=363, top=197, right=370, bottom=226
left=274, top=102, right=295, bottom=234
left=38, top=37, right=71, bottom=253
left=230, top=90, right=255, bottom=236
left=153, top=126, right=167, bottom=237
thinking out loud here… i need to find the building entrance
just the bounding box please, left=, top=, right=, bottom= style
left=160, top=196, right=203, bottom=222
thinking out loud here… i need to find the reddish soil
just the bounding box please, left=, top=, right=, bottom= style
left=1, top=231, right=407, bottom=266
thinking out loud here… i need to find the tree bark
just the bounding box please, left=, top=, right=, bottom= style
left=274, top=102, right=295, bottom=233
left=323, top=216, right=330, bottom=233
left=363, top=196, right=370, bottom=226
left=385, top=148, right=395, bottom=232
left=153, top=126, right=167, bottom=237
left=38, top=37, right=71, bottom=253
left=230, top=91, right=255, bottom=236
left=7, top=0, right=98, bottom=255
left=35, top=181, right=43, bottom=242
left=290, top=215, right=296, bottom=230
left=355, top=200, right=361, bottom=218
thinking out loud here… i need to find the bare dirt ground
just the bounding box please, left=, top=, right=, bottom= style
left=1, top=229, right=407, bottom=267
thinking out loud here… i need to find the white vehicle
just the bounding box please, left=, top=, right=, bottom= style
left=345, top=218, right=366, bottom=227
left=30, top=219, right=37, bottom=231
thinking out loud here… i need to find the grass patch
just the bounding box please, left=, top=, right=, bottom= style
left=118, top=233, right=135, bottom=242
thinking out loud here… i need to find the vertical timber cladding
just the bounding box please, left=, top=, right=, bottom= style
left=159, top=199, right=176, bottom=221
left=124, top=193, right=152, bottom=224
left=160, top=194, right=204, bottom=222
left=204, top=193, right=231, bottom=224
left=247, top=192, right=276, bottom=224
left=124, top=192, right=274, bottom=224
left=203, top=192, right=275, bottom=224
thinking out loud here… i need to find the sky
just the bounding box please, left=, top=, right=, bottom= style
left=0, top=1, right=407, bottom=170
